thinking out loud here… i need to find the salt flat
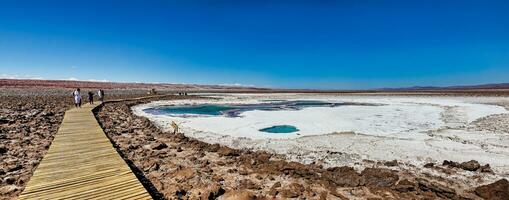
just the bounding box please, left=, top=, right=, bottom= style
left=133, top=94, right=509, bottom=177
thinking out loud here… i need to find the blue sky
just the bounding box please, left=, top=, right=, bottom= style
left=1, top=0, right=508, bottom=89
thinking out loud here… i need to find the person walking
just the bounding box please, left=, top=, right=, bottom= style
left=88, top=91, right=94, bottom=104
left=97, top=89, right=104, bottom=102
left=72, top=88, right=82, bottom=108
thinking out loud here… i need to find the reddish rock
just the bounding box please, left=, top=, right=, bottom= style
left=238, top=179, right=259, bottom=190
left=361, top=168, right=399, bottom=187
left=268, top=182, right=281, bottom=196
left=323, top=166, right=362, bottom=187
left=475, top=179, right=509, bottom=200
left=280, top=182, right=305, bottom=198
left=217, top=146, right=240, bottom=157
left=173, top=167, right=195, bottom=180
left=417, top=178, right=456, bottom=198
left=199, top=183, right=225, bottom=199
left=222, top=190, right=257, bottom=200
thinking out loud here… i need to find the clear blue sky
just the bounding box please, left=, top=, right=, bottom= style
left=1, top=0, right=508, bottom=89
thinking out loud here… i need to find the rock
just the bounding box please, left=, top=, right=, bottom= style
left=4, top=176, right=16, bottom=185
left=239, top=179, right=259, bottom=190
left=269, top=182, right=281, bottom=196
left=173, top=168, right=195, bottom=180
left=384, top=160, right=398, bottom=167
left=40, top=111, right=54, bottom=117
left=0, top=145, right=7, bottom=155
left=423, top=163, right=435, bottom=168
left=200, top=183, right=225, bottom=199
left=8, top=164, right=22, bottom=172
left=217, top=146, right=240, bottom=157
left=417, top=178, right=456, bottom=198
left=323, top=166, right=362, bottom=187
left=280, top=182, right=305, bottom=198
left=479, top=164, right=494, bottom=173
left=207, top=143, right=220, bottom=152
left=442, top=160, right=460, bottom=168
left=360, top=168, right=399, bottom=187
left=150, top=141, right=168, bottom=150
left=475, top=179, right=509, bottom=200
left=394, top=179, right=416, bottom=192
left=459, top=160, right=481, bottom=171
left=0, top=118, right=9, bottom=124
left=221, top=190, right=257, bottom=200
left=175, top=189, right=187, bottom=198
left=0, top=185, right=20, bottom=194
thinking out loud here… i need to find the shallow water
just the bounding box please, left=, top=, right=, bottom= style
left=144, top=100, right=349, bottom=117
left=259, top=125, right=299, bottom=133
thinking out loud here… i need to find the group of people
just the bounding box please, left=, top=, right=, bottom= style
left=72, top=88, right=105, bottom=108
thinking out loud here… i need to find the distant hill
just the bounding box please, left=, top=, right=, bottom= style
left=2, top=79, right=509, bottom=93
left=380, top=83, right=509, bottom=91
left=0, top=79, right=269, bottom=92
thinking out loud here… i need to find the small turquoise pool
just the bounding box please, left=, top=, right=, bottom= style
left=259, top=125, right=299, bottom=133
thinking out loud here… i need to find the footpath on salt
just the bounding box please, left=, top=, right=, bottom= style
left=133, top=94, right=509, bottom=175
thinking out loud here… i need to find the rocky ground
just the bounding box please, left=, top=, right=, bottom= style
left=1, top=88, right=508, bottom=200
left=0, top=93, right=69, bottom=199
left=95, top=95, right=509, bottom=200
left=0, top=88, right=169, bottom=200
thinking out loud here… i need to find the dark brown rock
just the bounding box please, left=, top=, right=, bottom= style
left=479, top=164, right=494, bottom=173
left=459, top=160, right=481, bottom=171
left=4, top=176, right=16, bottom=185
left=475, top=179, right=509, bottom=200
left=323, top=166, right=362, bottom=187
left=423, top=163, right=435, bottom=168
left=384, top=160, right=398, bottom=167
left=361, top=168, right=399, bottom=187
left=0, top=145, right=7, bottom=155
left=394, top=179, right=416, bottom=192
left=417, top=178, right=456, bottom=198
left=150, top=141, right=168, bottom=150
left=442, top=160, right=460, bottom=168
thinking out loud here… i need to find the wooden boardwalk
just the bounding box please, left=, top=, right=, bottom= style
left=19, top=103, right=151, bottom=200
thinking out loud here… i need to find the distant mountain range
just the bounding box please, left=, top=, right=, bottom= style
left=379, top=83, right=509, bottom=91
left=1, top=78, right=508, bottom=92
left=0, top=78, right=269, bottom=92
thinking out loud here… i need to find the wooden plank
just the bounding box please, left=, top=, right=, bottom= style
left=19, top=103, right=151, bottom=200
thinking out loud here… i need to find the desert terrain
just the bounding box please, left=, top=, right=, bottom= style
left=1, top=79, right=508, bottom=199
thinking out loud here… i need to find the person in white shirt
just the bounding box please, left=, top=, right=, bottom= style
left=72, top=88, right=82, bottom=108
left=97, top=89, right=104, bottom=102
